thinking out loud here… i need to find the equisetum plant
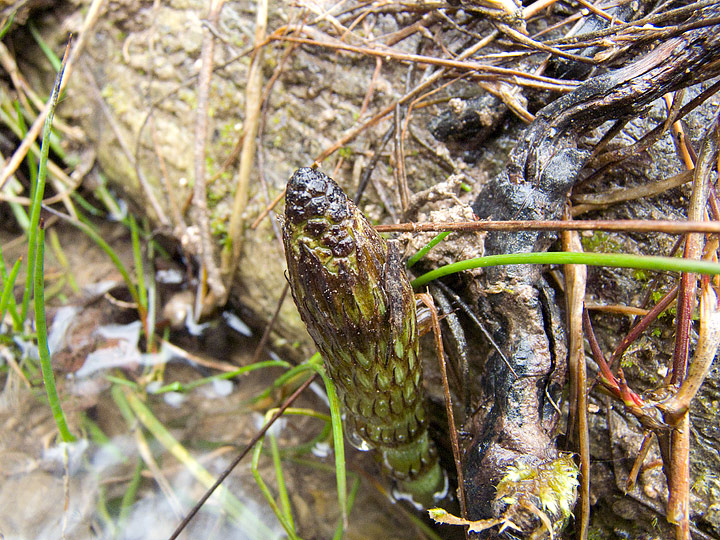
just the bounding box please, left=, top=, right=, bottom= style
left=282, top=167, right=446, bottom=508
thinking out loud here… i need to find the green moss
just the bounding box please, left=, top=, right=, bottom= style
left=581, top=231, right=622, bottom=252
left=620, top=355, right=636, bottom=369
left=495, top=454, right=579, bottom=537
left=587, top=526, right=611, bottom=540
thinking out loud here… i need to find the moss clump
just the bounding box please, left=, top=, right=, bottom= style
left=494, top=454, right=580, bottom=539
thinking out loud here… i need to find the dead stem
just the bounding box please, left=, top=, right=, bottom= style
left=394, top=104, right=410, bottom=214
left=193, top=0, right=227, bottom=305
left=135, top=427, right=184, bottom=520
left=666, top=115, right=720, bottom=534
left=249, top=283, right=289, bottom=366
left=660, top=283, right=720, bottom=423
left=221, top=0, right=268, bottom=287
left=626, top=431, right=656, bottom=493
left=592, top=78, right=720, bottom=169
left=562, top=229, right=589, bottom=540
left=584, top=303, right=650, bottom=317
left=275, top=34, right=579, bottom=92
left=608, top=286, right=679, bottom=370
left=250, top=31, right=501, bottom=228
left=375, top=219, right=720, bottom=235
left=572, top=170, right=693, bottom=215
left=81, top=66, right=168, bottom=225
left=417, top=292, right=468, bottom=523
left=149, top=116, right=185, bottom=232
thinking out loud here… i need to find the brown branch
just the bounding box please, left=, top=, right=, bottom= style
left=221, top=0, right=268, bottom=288
left=417, top=292, right=467, bottom=523
left=562, top=229, right=589, bottom=540
left=193, top=0, right=228, bottom=305
left=375, top=219, right=720, bottom=235
left=275, top=34, right=579, bottom=92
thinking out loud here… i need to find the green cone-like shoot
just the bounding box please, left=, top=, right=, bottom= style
left=283, top=167, right=445, bottom=507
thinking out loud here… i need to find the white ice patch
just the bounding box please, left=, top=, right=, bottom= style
left=155, top=268, right=184, bottom=284
left=222, top=311, right=252, bottom=336
left=163, top=391, right=185, bottom=408
left=311, top=441, right=332, bottom=459
left=47, top=305, right=80, bottom=354
left=74, top=321, right=170, bottom=377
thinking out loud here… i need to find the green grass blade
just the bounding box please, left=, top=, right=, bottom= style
left=251, top=426, right=301, bottom=540
left=270, top=433, right=295, bottom=532
left=47, top=208, right=142, bottom=308
left=48, top=229, right=80, bottom=294
left=0, top=11, right=15, bottom=39
left=34, top=223, right=76, bottom=442
left=118, top=458, right=144, bottom=527
left=129, top=215, right=147, bottom=311
left=0, top=252, right=23, bottom=330
left=21, top=42, right=68, bottom=322
left=151, top=359, right=290, bottom=394
left=28, top=20, right=62, bottom=72
left=315, top=364, right=348, bottom=529
left=411, top=251, right=720, bottom=289
left=250, top=363, right=316, bottom=405
left=333, top=477, right=360, bottom=540
left=96, top=485, right=117, bottom=539
left=407, top=231, right=450, bottom=268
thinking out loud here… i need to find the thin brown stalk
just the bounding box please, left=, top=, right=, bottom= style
left=572, top=169, right=693, bottom=215
left=522, top=0, right=563, bottom=19
left=193, top=0, right=228, bottom=305
left=359, top=57, right=382, bottom=118
left=149, top=116, right=184, bottom=232
left=573, top=0, right=616, bottom=22
left=250, top=188, right=285, bottom=230
left=375, top=218, right=720, bottom=235
left=669, top=416, right=691, bottom=538
left=417, top=292, right=468, bottom=523
left=625, top=431, right=655, bottom=493
left=608, top=286, right=679, bottom=369
left=666, top=106, right=720, bottom=537
left=208, top=131, right=245, bottom=183
left=276, top=34, right=579, bottom=92
left=249, top=283, right=289, bottom=366
left=583, top=310, right=617, bottom=390
left=591, top=78, right=720, bottom=169
left=660, top=283, right=720, bottom=423
left=394, top=104, right=410, bottom=214
left=542, top=0, right=717, bottom=47
left=221, top=0, right=268, bottom=287
left=383, top=11, right=440, bottom=46
left=251, top=32, right=500, bottom=226
left=498, top=22, right=597, bottom=64
left=584, top=303, right=649, bottom=316
left=562, top=230, right=589, bottom=540
left=81, top=66, right=167, bottom=225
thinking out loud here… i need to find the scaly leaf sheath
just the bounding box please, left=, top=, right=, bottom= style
left=283, top=167, right=444, bottom=506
